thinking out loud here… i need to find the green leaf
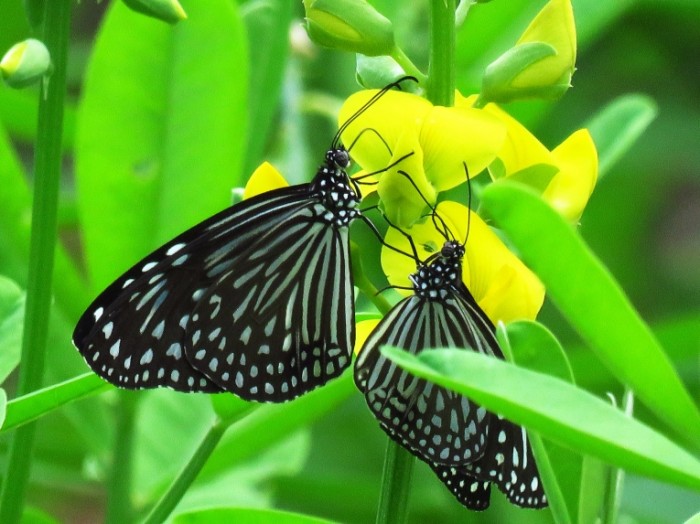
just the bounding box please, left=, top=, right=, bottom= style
left=75, top=0, right=248, bottom=291
left=481, top=182, right=700, bottom=449
left=0, top=388, right=6, bottom=428
left=499, top=320, right=574, bottom=383
left=199, top=372, right=355, bottom=480
left=577, top=455, right=608, bottom=524
left=20, top=505, right=60, bottom=524
left=240, top=0, right=292, bottom=174
left=585, top=93, right=658, bottom=178
left=499, top=320, right=578, bottom=524
left=685, top=510, right=700, bottom=524
left=381, top=346, right=700, bottom=492
left=173, top=507, right=336, bottom=524
left=1, top=373, right=109, bottom=432
left=0, top=275, right=23, bottom=383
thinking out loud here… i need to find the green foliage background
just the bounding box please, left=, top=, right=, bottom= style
left=0, top=0, right=698, bottom=522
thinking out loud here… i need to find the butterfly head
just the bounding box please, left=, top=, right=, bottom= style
left=326, top=147, right=351, bottom=170
left=440, top=240, right=465, bottom=261
left=410, top=241, right=464, bottom=300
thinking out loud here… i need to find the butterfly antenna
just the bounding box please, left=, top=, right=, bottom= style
left=354, top=151, right=415, bottom=184
left=332, top=76, right=418, bottom=149
left=464, top=162, right=472, bottom=245
left=394, top=169, right=455, bottom=242
left=346, top=127, right=392, bottom=158
left=357, top=211, right=417, bottom=262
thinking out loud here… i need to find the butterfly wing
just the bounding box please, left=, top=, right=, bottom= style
left=185, top=203, right=354, bottom=401
left=429, top=462, right=492, bottom=511
left=355, top=289, right=500, bottom=465
left=72, top=185, right=312, bottom=392
left=429, top=416, right=546, bottom=510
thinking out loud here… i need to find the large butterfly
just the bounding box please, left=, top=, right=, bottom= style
left=73, top=78, right=413, bottom=403
left=355, top=239, right=547, bottom=509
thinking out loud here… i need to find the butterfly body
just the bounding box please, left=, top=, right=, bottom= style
left=74, top=147, right=358, bottom=402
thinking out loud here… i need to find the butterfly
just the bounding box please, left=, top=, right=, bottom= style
left=355, top=229, right=547, bottom=509
left=73, top=77, right=415, bottom=403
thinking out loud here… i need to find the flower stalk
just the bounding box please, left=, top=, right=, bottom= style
left=0, top=1, right=72, bottom=522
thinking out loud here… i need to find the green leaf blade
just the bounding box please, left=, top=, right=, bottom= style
left=381, top=346, right=700, bottom=492
left=75, top=1, right=248, bottom=291
left=481, top=182, right=700, bottom=449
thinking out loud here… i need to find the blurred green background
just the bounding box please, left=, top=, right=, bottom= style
left=0, top=0, right=698, bottom=522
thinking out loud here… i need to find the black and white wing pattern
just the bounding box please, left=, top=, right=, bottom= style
left=355, top=241, right=500, bottom=465
left=430, top=415, right=547, bottom=510
left=355, top=240, right=546, bottom=510
left=73, top=148, right=358, bottom=401
left=185, top=204, right=354, bottom=401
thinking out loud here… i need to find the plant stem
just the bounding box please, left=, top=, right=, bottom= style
left=374, top=3, right=458, bottom=522
left=0, top=2, right=72, bottom=522
left=375, top=437, right=415, bottom=524
left=602, top=390, right=632, bottom=524
left=390, top=46, right=427, bottom=84
left=141, top=418, right=228, bottom=524
left=427, top=0, right=456, bottom=107
left=106, top=392, right=139, bottom=524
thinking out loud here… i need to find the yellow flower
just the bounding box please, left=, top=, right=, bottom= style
left=457, top=93, right=598, bottom=222
left=338, top=89, right=506, bottom=227
left=381, top=201, right=545, bottom=324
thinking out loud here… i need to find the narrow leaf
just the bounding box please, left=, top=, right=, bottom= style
left=1, top=373, right=109, bottom=431
left=481, top=182, right=700, bottom=449
left=585, top=93, right=658, bottom=178
left=382, top=346, right=700, bottom=492
left=0, top=275, right=23, bottom=382
left=76, top=0, right=248, bottom=291
left=173, top=507, right=335, bottom=524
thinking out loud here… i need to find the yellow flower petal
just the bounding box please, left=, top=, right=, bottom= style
left=437, top=201, right=544, bottom=322
left=478, top=263, right=545, bottom=323
left=544, top=128, right=598, bottom=221
left=376, top=130, right=435, bottom=227
left=355, top=319, right=381, bottom=355
left=420, top=105, right=506, bottom=190
left=339, top=89, right=432, bottom=173
left=243, top=162, right=288, bottom=200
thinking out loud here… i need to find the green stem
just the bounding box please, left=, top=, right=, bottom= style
left=390, top=46, right=427, bottom=84
left=373, top=2, right=459, bottom=522
left=141, top=419, right=228, bottom=524
left=376, top=438, right=415, bottom=524
left=602, top=390, right=632, bottom=524
left=106, top=392, right=139, bottom=524
left=0, top=2, right=71, bottom=522
left=427, top=0, right=456, bottom=107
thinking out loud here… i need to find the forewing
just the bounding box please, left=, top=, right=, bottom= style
left=72, top=186, right=311, bottom=392
left=185, top=203, right=354, bottom=402
left=354, top=291, right=500, bottom=465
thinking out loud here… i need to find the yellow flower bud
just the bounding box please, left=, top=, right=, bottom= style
left=304, top=0, right=395, bottom=56
left=0, top=39, right=51, bottom=89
